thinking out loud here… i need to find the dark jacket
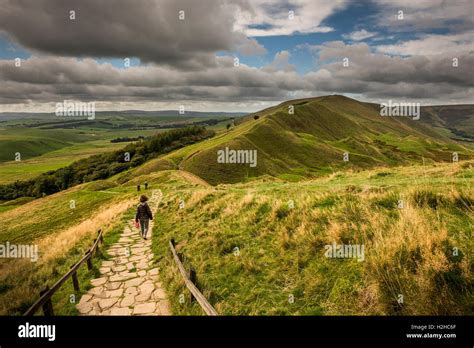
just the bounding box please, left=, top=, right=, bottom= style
left=135, top=202, right=153, bottom=222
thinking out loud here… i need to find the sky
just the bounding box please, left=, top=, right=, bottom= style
left=0, top=0, right=472, bottom=112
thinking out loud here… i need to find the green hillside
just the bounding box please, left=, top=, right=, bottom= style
left=0, top=128, right=95, bottom=162
left=149, top=161, right=473, bottom=315
left=420, top=105, right=474, bottom=142
left=169, top=95, right=474, bottom=184
left=1, top=95, right=472, bottom=316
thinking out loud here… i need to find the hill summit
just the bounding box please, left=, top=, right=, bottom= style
left=137, top=95, right=474, bottom=185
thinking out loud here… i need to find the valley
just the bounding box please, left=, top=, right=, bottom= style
left=0, top=95, right=472, bottom=316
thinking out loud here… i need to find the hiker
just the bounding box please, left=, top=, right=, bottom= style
left=144, top=181, right=148, bottom=190
left=137, top=184, right=140, bottom=191
left=135, top=195, right=153, bottom=239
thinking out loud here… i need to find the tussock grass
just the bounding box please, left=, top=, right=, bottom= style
left=0, top=177, right=140, bottom=315
left=0, top=204, right=135, bottom=315
left=151, top=162, right=473, bottom=315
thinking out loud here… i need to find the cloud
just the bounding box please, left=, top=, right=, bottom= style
left=0, top=55, right=309, bottom=106
left=1, top=39, right=472, bottom=110
left=0, top=0, right=266, bottom=69
left=372, top=0, right=474, bottom=32
left=306, top=41, right=474, bottom=100
left=0, top=0, right=472, bottom=110
left=234, top=35, right=268, bottom=56
left=376, top=31, right=474, bottom=56
left=342, top=29, right=377, bottom=41
left=263, top=50, right=296, bottom=72
left=233, top=0, right=348, bottom=36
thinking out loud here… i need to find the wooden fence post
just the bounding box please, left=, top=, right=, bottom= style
left=91, top=239, right=97, bottom=256
left=86, top=251, right=93, bottom=270
left=39, top=286, right=54, bottom=316
left=189, top=267, right=196, bottom=303
left=70, top=264, right=80, bottom=292
left=95, top=240, right=102, bottom=258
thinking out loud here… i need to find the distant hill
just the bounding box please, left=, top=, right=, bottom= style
left=143, top=95, right=474, bottom=185
left=0, top=110, right=246, bottom=120
left=419, top=105, right=474, bottom=142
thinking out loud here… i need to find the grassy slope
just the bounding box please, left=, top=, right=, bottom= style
left=0, top=128, right=95, bottom=162
left=149, top=162, right=473, bottom=315
left=1, top=97, right=472, bottom=316
left=178, top=96, right=473, bottom=184
left=0, top=127, right=175, bottom=184
left=1, top=152, right=472, bottom=316
left=422, top=105, right=474, bottom=134
left=0, top=179, right=140, bottom=314
left=0, top=140, right=126, bottom=184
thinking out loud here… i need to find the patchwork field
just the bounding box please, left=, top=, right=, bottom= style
left=0, top=114, right=232, bottom=184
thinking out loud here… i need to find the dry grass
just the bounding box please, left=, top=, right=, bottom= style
left=0, top=198, right=135, bottom=315
left=152, top=161, right=473, bottom=315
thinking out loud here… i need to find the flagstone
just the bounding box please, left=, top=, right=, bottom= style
left=112, top=265, right=127, bottom=272
left=106, top=289, right=124, bottom=298
left=124, top=286, right=138, bottom=296
left=106, top=282, right=122, bottom=290
left=157, top=300, right=171, bottom=315
left=77, top=190, right=171, bottom=316
left=133, top=302, right=156, bottom=315
left=124, top=277, right=144, bottom=288
left=121, top=294, right=135, bottom=307
left=110, top=307, right=131, bottom=315
left=90, top=277, right=107, bottom=287
left=152, top=288, right=167, bottom=300
left=98, top=298, right=118, bottom=310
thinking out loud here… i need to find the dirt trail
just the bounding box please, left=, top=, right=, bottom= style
left=177, top=170, right=210, bottom=187
left=76, top=190, right=171, bottom=315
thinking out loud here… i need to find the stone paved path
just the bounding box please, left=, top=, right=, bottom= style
left=76, top=190, right=171, bottom=316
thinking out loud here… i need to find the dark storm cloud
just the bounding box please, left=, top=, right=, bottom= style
left=316, top=41, right=474, bottom=87
left=1, top=43, right=471, bottom=106
left=0, top=55, right=307, bottom=104
left=305, top=41, right=474, bottom=101
left=0, top=1, right=472, bottom=108
left=0, top=0, right=265, bottom=69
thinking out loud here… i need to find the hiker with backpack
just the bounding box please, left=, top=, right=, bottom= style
left=135, top=195, right=153, bottom=239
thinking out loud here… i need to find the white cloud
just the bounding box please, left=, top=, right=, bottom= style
left=263, top=50, right=296, bottom=72
left=233, top=0, right=348, bottom=36
left=372, top=0, right=474, bottom=31
left=342, top=29, right=377, bottom=41
left=376, top=31, right=474, bottom=56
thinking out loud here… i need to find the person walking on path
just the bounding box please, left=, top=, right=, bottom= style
left=144, top=181, right=148, bottom=190
left=137, top=184, right=141, bottom=191
left=135, top=195, right=153, bottom=239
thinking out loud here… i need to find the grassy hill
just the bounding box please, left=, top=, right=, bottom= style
left=0, top=114, right=231, bottom=184
left=420, top=105, right=474, bottom=142
left=140, top=95, right=473, bottom=185
left=0, top=179, right=137, bottom=314
left=0, top=95, right=472, bottom=316
left=1, top=160, right=471, bottom=315
left=149, top=161, right=473, bottom=315
left=0, top=128, right=95, bottom=163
